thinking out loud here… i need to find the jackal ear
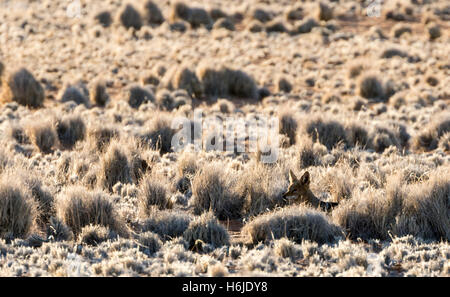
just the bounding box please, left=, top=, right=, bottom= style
left=288, top=169, right=298, bottom=183
left=300, top=171, right=310, bottom=185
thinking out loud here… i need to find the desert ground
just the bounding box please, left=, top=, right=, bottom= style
left=0, top=0, right=448, bottom=276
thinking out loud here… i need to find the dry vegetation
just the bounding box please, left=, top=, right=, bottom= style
left=0, top=0, right=448, bottom=276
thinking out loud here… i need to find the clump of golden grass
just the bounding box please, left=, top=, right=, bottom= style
left=333, top=171, right=450, bottom=241
left=246, top=20, right=264, bottom=33
left=175, top=151, right=198, bottom=193
left=380, top=48, right=408, bottom=59
left=427, top=23, right=441, bottom=40
left=155, top=89, right=174, bottom=111
left=251, top=8, right=272, bottom=23
left=167, top=66, right=204, bottom=99
left=87, top=125, right=119, bottom=152
left=141, top=113, right=176, bottom=154
left=412, top=113, right=450, bottom=152
left=241, top=205, right=342, bottom=245
left=393, top=171, right=450, bottom=241
left=46, top=216, right=73, bottom=242
left=138, top=174, right=172, bottom=213
left=316, top=2, right=333, bottom=21
left=55, top=115, right=86, bottom=149
left=196, top=64, right=258, bottom=99
left=183, top=211, right=230, bottom=249
left=127, top=85, right=155, bottom=109
left=438, top=132, right=450, bottom=152
left=141, top=208, right=191, bottom=240
left=392, top=24, right=412, bottom=38
left=26, top=120, right=57, bottom=154
left=368, top=123, right=409, bottom=153
left=137, top=231, right=162, bottom=254
left=169, top=1, right=212, bottom=29
left=265, top=20, right=288, bottom=33
left=209, top=263, right=229, bottom=277
left=78, top=224, right=114, bottom=246
left=56, top=186, right=127, bottom=236
left=279, top=109, right=297, bottom=146
left=8, top=123, right=30, bottom=145
left=295, top=18, right=318, bottom=34
left=119, top=3, right=142, bottom=30
left=25, top=177, right=55, bottom=227
left=0, top=175, right=37, bottom=240
left=274, top=238, right=302, bottom=260
left=297, top=134, right=324, bottom=168
left=304, top=116, right=347, bottom=150
left=90, top=80, right=109, bottom=107
left=345, top=122, right=369, bottom=148
left=213, top=18, right=235, bottom=31
left=358, top=74, right=384, bottom=100
left=191, top=162, right=243, bottom=220
left=98, top=141, right=131, bottom=192
left=209, top=7, right=227, bottom=21
left=235, top=161, right=287, bottom=217
left=214, top=98, right=235, bottom=114
left=276, top=76, right=292, bottom=93
left=142, top=1, right=164, bottom=25
left=60, top=82, right=90, bottom=107
left=1, top=68, right=44, bottom=108
left=95, top=11, right=112, bottom=27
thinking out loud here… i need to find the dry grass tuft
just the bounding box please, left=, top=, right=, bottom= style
left=1, top=68, right=44, bottom=108
left=55, top=115, right=86, bottom=149
left=241, top=205, right=342, bottom=245
left=297, top=135, right=324, bottom=168
left=142, top=1, right=164, bottom=25
left=95, top=11, right=112, bottom=27
left=438, top=132, right=450, bottom=152
left=138, top=175, right=172, bottom=213
left=141, top=114, right=175, bottom=154
left=25, top=177, right=55, bottom=227
left=0, top=176, right=37, bottom=240
left=60, top=83, right=90, bottom=107
left=127, top=85, right=154, bottom=109
left=87, top=125, right=119, bottom=152
left=196, top=64, right=258, bottom=99
left=191, top=162, right=243, bottom=220
left=137, top=231, right=162, bottom=254
left=98, top=141, right=131, bottom=192
left=46, top=217, right=73, bottom=242
left=358, top=74, right=384, bottom=100
left=279, top=109, right=297, bottom=146
left=235, top=161, right=287, bottom=217
left=169, top=2, right=212, bottom=29
left=304, top=116, right=347, bottom=150
left=78, top=224, right=114, bottom=246
left=251, top=8, right=272, bottom=23
left=334, top=171, right=450, bottom=241
left=412, top=114, right=450, bottom=152
left=141, top=208, right=191, bottom=240
left=56, top=186, right=127, bottom=236
left=90, top=80, right=109, bottom=107
left=393, top=173, right=449, bottom=241
left=119, top=4, right=142, bottom=30
left=277, top=76, right=293, bottom=93
left=274, top=238, right=302, bottom=260
left=316, top=2, right=333, bottom=21
left=183, top=211, right=230, bottom=249
left=26, top=121, right=57, bottom=154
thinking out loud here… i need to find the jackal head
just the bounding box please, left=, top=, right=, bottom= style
left=282, top=170, right=311, bottom=201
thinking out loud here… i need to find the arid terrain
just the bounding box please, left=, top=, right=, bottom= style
left=0, top=0, right=448, bottom=276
